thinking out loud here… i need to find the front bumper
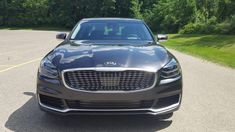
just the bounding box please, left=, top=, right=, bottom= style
left=37, top=74, right=182, bottom=115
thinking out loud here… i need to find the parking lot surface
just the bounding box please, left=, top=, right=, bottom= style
left=0, top=30, right=234, bottom=132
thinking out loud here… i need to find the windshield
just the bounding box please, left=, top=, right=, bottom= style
left=70, top=21, right=153, bottom=41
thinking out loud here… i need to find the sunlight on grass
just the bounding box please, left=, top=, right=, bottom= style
left=161, top=34, right=235, bottom=68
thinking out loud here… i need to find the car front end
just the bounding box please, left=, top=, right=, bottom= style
left=37, top=18, right=182, bottom=116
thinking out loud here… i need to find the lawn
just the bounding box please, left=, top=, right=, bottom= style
left=161, top=34, right=235, bottom=68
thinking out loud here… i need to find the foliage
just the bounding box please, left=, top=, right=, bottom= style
left=180, top=15, right=235, bottom=34
left=179, top=16, right=218, bottom=34
left=0, top=0, right=235, bottom=34
left=130, top=0, right=143, bottom=19
left=147, top=0, right=195, bottom=33
left=216, top=15, right=235, bottom=34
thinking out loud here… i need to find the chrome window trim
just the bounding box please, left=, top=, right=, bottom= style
left=37, top=94, right=181, bottom=115
left=61, top=67, right=158, bottom=93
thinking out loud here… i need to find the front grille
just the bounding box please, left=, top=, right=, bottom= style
left=66, top=100, right=154, bottom=109
left=63, top=70, right=156, bottom=91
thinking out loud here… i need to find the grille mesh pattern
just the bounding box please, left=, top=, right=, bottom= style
left=66, top=100, right=154, bottom=109
left=63, top=70, right=156, bottom=91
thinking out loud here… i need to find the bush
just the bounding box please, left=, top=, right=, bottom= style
left=216, top=15, right=235, bottom=34
left=179, top=23, right=201, bottom=34
left=179, top=17, right=218, bottom=34
left=180, top=16, right=235, bottom=34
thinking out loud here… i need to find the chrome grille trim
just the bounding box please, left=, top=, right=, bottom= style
left=61, top=67, right=158, bottom=93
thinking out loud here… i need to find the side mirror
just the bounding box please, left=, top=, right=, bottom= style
left=56, top=33, right=67, bottom=40
left=157, top=34, right=168, bottom=42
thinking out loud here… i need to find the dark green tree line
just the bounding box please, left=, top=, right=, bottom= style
left=0, top=0, right=235, bottom=34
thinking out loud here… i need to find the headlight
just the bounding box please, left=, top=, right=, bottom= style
left=160, top=58, right=181, bottom=79
left=38, top=58, right=58, bottom=79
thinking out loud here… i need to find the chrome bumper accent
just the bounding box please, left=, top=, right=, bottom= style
left=37, top=94, right=181, bottom=115
left=159, top=76, right=181, bottom=85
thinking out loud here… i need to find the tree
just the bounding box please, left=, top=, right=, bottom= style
left=1, top=0, right=235, bottom=34
left=130, top=0, right=143, bottom=19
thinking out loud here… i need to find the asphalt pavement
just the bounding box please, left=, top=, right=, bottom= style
left=0, top=30, right=234, bottom=132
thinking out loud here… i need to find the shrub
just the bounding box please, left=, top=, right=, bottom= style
left=179, top=17, right=218, bottom=34
left=180, top=16, right=235, bottom=34
left=216, top=15, right=235, bottom=34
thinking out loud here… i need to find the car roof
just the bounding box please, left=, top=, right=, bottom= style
left=81, top=18, right=143, bottom=23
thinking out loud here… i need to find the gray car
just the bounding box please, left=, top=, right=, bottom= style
left=37, top=18, right=182, bottom=117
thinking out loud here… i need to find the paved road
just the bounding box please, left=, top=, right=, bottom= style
left=0, top=30, right=234, bottom=132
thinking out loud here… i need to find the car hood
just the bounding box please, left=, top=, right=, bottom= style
left=47, top=40, right=171, bottom=72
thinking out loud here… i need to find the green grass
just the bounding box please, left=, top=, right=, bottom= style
left=161, top=34, right=235, bottom=68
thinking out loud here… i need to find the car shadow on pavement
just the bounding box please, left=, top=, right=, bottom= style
left=5, top=92, right=172, bottom=132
